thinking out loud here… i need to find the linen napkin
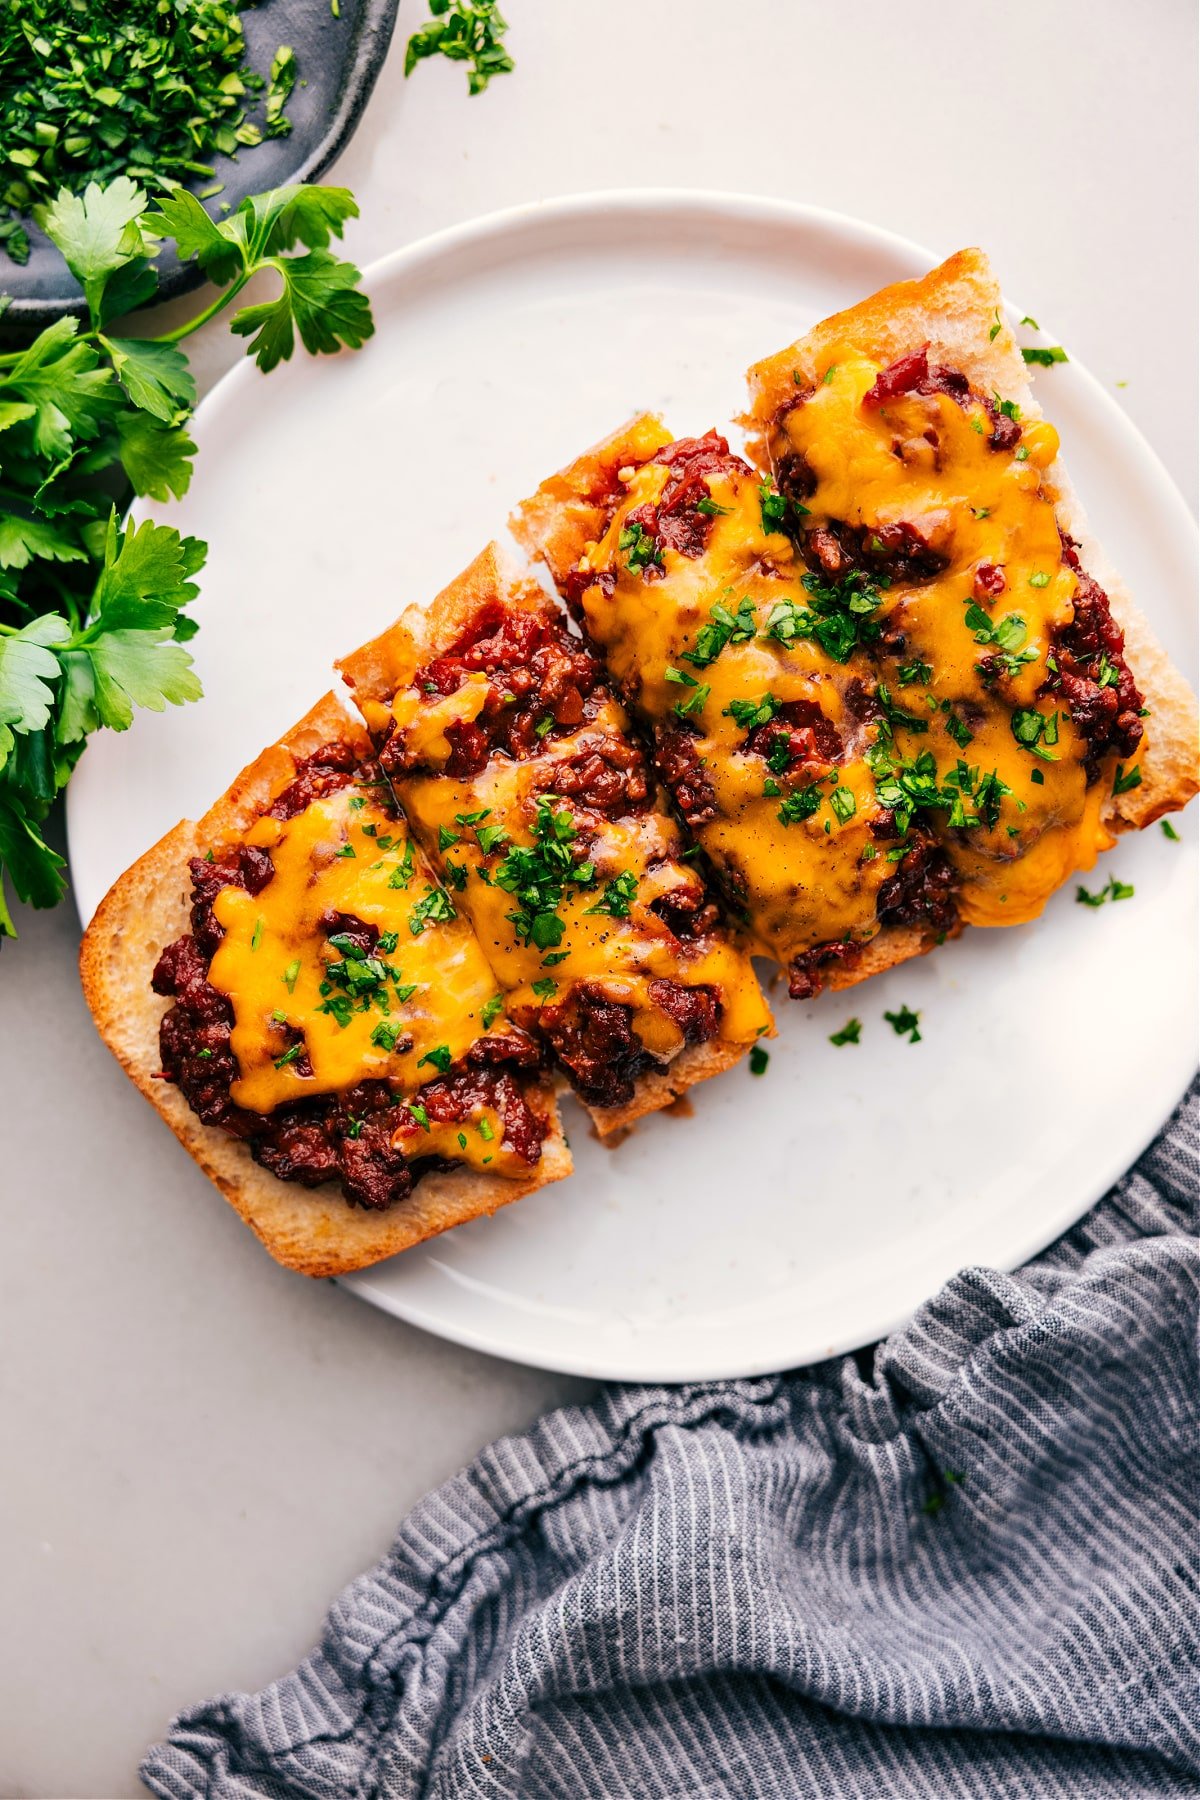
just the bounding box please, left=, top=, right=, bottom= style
left=142, top=1078, right=1199, bottom=1800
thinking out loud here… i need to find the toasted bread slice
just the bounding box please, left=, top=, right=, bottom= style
left=743, top=247, right=1199, bottom=836
left=338, top=544, right=773, bottom=1135
left=512, top=420, right=960, bottom=992
left=79, top=692, right=571, bottom=1277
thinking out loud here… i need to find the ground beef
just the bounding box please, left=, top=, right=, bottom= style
left=649, top=432, right=754, bottom=558
left=153, top=749, right=550, bottom=1212
left=876, top=839, right=959, bottom=934
left=268, top=739, right=359, bottom=821
left=745, top=699, right=844, bottom=771
left=540, top=978, right=720, bottom=1110
left=1044, top=532, right=1144, bottom=778
left=861, top=348, right=1023, bottom=452
left=805, top=518, right=948, bottom=586
left=546, top=732, right=651, bottom=817
left=648, top=879, right=720, bottom=941
left=381, top=604, right=617, bottom=782
left=787, top=941, right=862, bottom=1000
left=654, top=724, right=719, bottom=828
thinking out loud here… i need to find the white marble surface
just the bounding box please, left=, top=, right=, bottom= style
left=1, top=2, right=1195, bottom=1792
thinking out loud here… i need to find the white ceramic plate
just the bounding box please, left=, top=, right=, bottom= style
left=68, top=193, right=1198, bottom=1382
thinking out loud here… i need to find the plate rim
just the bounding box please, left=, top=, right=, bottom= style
left=68, top=188, right=1199, bottom=1380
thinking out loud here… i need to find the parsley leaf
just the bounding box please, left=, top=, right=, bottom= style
left=884, top=1004, right=921, bottom=1044
left=0, top=177, right=373, bottom=937
left=404, top=0, right=515, bottom=95
left=829, top=1018, right=862, bottom=1047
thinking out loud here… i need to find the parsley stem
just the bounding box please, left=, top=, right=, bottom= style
left=151, top=272, right=253, bottom=344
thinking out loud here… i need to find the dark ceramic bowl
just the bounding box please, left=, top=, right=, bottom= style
left=2, top=0, right=400, bottom=324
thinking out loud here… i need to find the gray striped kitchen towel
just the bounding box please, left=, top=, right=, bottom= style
left=143, top=1078, right=1199, bottom=1800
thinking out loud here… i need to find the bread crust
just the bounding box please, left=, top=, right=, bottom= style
left=338, top=545, right=765, bottom=1135
left=743, top=246, right=1200, bottom=833
left=78, top=691, right=571, bottom=1277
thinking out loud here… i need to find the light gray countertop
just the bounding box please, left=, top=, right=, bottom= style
left=2, top=2, right=1195, bottom=1791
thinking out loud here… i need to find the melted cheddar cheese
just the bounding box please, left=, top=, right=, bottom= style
left=768, top=355, right=1133, bottom=923
left=206, top=785, right=527, bottom=1177
left=377, top=682, right=771, bottom=1056
left=575, top=462, right=897, bottom=966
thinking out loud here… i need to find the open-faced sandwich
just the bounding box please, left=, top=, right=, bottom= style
left=80, top=248, right=1198, bottom=1276
left=337, top=544, right=773, bottom=1135
left=79, top=694, right=571, bottom=1275
left=513, top=249, right=1199, bottom=1000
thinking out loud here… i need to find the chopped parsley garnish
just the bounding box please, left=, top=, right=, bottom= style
left=766, top=569, right=888, bottom=665
left=480, top=994, right=504, bottom=1029
left=455, top=808, right=490, bottom=827
left=696, top=496, right=732, bottom=517
left=586, top=870, right=638, bottom=919
left=1028, top=571, right=1050, bottom=589
left=534, top=714, right=555, bottom=738
left=725, top=692, right=780, bottom=732
left=1161, top=819, right=1180, bottom=842
left=1010, top=708, right=1060, bottom=762
left=408, top=885, right=456, bottom=935
left=988, top=311, right=1003, bottom=342
left=404, top=0, right=516, bottom=95
left=1112, top=762, right=1142, bottom=796
left=619, top=519, right=662, bottom=573
left=748, top=1044, right=770, bottom=1076
left=822, top=363, right=838, bottom=385
left=681, top=595, right=757, bottom=668
left=371, top=1021, right=404, bottom=1052
left=758, top=480, right=790, bottom=534
left=1021, top=346, right=1068, bottom=367
left=829, top=786, right=857, bottom=824
left=281, top=958, right=301, bottom=994
left=250, top=916, right=264, bottom=951
left=477, top=1116, right=495, bottom=1142
left=875, top=683, right=929, bottom=735
left=1076, top=874, right=1134, bottom=907
left=377, top=932, right=399, bottom=955
left=1020, top=314, right=1040, bottom=329
left=994, top=394, right=1022, bottom=422
left=828, top=1018, right=862, bottom=1047
left=944, top=710, right=974, bottom=750
left=438, top=824, right=461, bottom=851
left=1095, top=654, right=1120, bottom=691
left=495, top=797, right=595, bottom=950
left=777, top=785, right=823, bottom=826
left=407, top=1102, right=430, bottom=1132
left=884, top=1005, right=921, bottom=1044
left=443, top=861, right=468, bottom=891
left=530, top=977, right=558, bottom=1001
left=417, top=1044, right=452, bottom=1074
left=898, top=659, right=933, bottom=686
left=665, top=666, right=711, bottom=718
left=273, top=1042, right=304, bottom=1070
left=476, top=823, right=510, bottom=855
left=867, top=738, right=1011, bottom=835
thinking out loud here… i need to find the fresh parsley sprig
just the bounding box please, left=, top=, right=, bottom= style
left=0, top=177, right=373, bottom=936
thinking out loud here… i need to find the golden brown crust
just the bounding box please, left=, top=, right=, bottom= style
left=743, top=247, right=1199, bottom=833
left=78, top=692, right=571, bottom=1278
left=510, top=414, right=674, bottom=589
left=339, top=546, right=769, bottom=1135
